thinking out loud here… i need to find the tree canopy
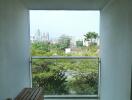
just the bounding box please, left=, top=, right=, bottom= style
left=31, top=32, right=99, bottom=95
left=58, top=35, right=71, bottom=50
left=84, top=32, right=98, bottom=44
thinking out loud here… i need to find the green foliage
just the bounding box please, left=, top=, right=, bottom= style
left=32, top=59, right=68, bottom=94
left=32, top=58, right=98, bottom=95
left=76, top=40, right=83, bottom=47
left=31, top=41, right=50, bottom=56
left=32, top=41, right=50, bottom=52
left=31, top=33, right=99, bottom=95
left=68, top=72, right=98, bottom=95
left=84, top=32, right=98, bottom=45
left=58, top=35, right=71, bottom=50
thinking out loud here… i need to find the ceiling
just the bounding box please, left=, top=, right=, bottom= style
left=21, top=0, right=110, bottom=10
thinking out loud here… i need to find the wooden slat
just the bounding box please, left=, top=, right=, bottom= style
left=26, top=88, right=38, bottom=100
left=31, top=88, right=41, bottom=100
left=15, top=88, right=27, bottom=100
left=15, top=88, right=29, bottom=100
left=22, top=88, right=33, bottom=100
left=15, top=87, right=43, bottom=100
left=33, top=88, right=43, bottom=100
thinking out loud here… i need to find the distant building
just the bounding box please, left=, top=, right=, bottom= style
left=65, top=48, right=71, bottom=54
left=30, top=29, right=49, bottom=43
left=50, top=39, right=58, bottom=44
left=83, top=40, right=89, bottom=46
left=83, top=37, right=100, bottom=46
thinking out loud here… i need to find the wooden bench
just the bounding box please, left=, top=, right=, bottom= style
left=15, top=87, right=44, bottom=100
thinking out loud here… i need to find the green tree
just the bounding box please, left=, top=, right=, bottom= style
left=32, top=41, right=50, bottom=52
left=31, top=34, right=99, bottom=95
left=32, top=59, right=69, bottom=95
left=76, top=40, right=83, bottom=47
left=58, top=35, right=71, bottom=50
left=84, top=32, right=98, bottom=45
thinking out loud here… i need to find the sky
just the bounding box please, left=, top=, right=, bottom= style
left=30, top=10, right=100, bottom=40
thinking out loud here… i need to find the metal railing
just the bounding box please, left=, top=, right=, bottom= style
left=44, top=95, right=99, bottom=99
left=31, top=56, right=100, bottom=100
left=32, top=56, right=98, bottom=59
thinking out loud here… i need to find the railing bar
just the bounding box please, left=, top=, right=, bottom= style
left=31, top=56, right=99, bottom=59
left=44, top=95, right=99, bottom=97
left=44, top=95, right=99, bottom=99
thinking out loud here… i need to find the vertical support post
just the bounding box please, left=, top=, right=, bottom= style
left=130, top=66, right=132, bottom=100
left=29, top=57, right=32, bottom=88
left=98, top=58, right=101, bottom=100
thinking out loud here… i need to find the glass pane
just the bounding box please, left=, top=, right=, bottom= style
left=32, top=58, right=99, bottom=95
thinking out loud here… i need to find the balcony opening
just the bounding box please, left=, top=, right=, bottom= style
left=29, top=10, right=100, bottom=99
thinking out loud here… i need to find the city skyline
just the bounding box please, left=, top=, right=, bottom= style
left=30, top=10, right=100, bottom=40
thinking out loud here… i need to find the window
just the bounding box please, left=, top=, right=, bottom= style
left=30, top=10, right=100, bottom=99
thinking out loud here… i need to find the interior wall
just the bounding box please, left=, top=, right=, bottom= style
left=100, top=0, right=131, bottom=100
left=128, top=1, right=132, bottom=99
left=0, top=0, right=30, bottom=99
left=21, top=0, right=111, bottom=10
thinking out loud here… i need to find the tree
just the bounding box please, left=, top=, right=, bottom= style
left=31, top=34, right=99, bottom=95
left=84, top=32, right=98, bottom=45
left=58, top=35, right=71, bottom=50
left=76, top=40, right=83, bottom=47
left=32, top=59, right=69, bottom=95
left=32, top=41, right=50, bottom=52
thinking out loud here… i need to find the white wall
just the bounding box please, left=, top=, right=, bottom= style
left=0, top=0, right=31, bottom=99
left=0, top=0, right=131, bottom=99
left=100, top=0, right=131, bottom=100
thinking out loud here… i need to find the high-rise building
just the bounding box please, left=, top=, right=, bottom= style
left=30, top=29, right=49, bottom=42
